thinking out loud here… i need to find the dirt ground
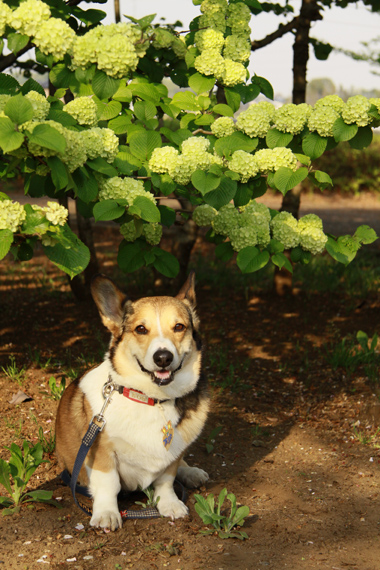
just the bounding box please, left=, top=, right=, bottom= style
left=1, top=192, right=380, bottom=570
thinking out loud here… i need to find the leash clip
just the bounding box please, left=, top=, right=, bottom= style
left=91, top=381, right=116, bottom=432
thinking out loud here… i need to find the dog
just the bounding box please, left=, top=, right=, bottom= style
left=55, top=272, right=209, bottom=530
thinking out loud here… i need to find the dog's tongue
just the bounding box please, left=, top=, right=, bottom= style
left=155, top=370, right=171, bottom=380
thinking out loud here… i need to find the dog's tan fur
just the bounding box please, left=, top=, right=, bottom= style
left=56, top=273, right=209, bottom=530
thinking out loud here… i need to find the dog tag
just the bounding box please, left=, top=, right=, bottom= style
left=162, top=420, right=174, bottom=451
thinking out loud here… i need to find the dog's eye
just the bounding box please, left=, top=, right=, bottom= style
left=135, top=325, right=148, bottom=335
left=174, top=323, right=185, bottom=332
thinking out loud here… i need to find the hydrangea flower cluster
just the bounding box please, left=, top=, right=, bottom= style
left=98, top=177, right=156, bottom=207
left=254, top=148, right=298, bottom=173
left=0, top=1, right=12, bottom=36
left=33, top=18, right=75, bottom=60
left=120, top=220, right=140, bottom=242
left=228, top=150, right=258, bottom=182
left=236, top=102, right=275, bottom=138
left=152, top=29, right=187, bottom=59
left=210, top=116, right=236, bottom=138
left=0, top=200, right=27, bottom=232
left=274, top=103, right=312, bottom=135
left=271, top=212, right=327, bottom=254
left=192, top=204, right=217, bottom=226
left=10, top=0, right=50, bottom=37
left=72, top=22, right=149, bottom=79
left=341, top=95, right=372, bottom=127
left=270, top=212, right=299, bottom=249
left=81, top=128, right=119, bottom=163
left=194, top=0, right=251, bottom=87
left=25, top=91, right=50, bottom=121
left=142, top=223, right=162, bottom=245
left=212, top=203, right=240, bottom=235
left=314, top=95, right=344, bottom=113
left=307, top=106, right=339, bottom=137
left=63, top=97, right=98, bottom=127
left=32, top=202, right=68, bottom=226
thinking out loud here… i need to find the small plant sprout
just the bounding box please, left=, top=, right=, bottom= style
left=1, top=355, right=27, bottom=385
left=205, top=426, right=223, bottom=454
left=37, top=426, right=56, bottom=454
left=135, top=484, right=160, bottom=509
left=48, top=375, right=66, bottom=400
left=194, top=488, right=250, bottom=540
left=0, top=441, right=62, bottom=515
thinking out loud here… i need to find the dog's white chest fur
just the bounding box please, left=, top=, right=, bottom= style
left=80, top=361, right=186, bottom=490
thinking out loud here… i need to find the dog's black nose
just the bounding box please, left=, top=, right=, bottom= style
left=153, top=349, right=173, bottom=368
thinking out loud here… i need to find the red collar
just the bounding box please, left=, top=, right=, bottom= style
left=121, top=387, right=158, bottom=406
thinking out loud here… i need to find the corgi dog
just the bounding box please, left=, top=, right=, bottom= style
left=55, top=272, right=209, bottom=531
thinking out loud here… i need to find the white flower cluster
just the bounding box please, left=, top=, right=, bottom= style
left=31, top=202, right=68, bottom=226
left=72, top=22, right=149, bottom=79
left=63, top=97, right=98, bottom=127
left=341, top=95, right=372, bottom=127
left=81, top=128, right=119, bottom=163
left=0, top=200, right=26, bottom=232
left=314, top=95, right=344, bottom=113
left=194, top=0, right=251, bottom=87
left=236, top=102, right=275, bottom=138
left=211, top=117, right=236, bottom=138
left=228, top=150, right=258, bottom=182
left=274, top=103, right=312, bottom=135
left=254, top=148, right=298, bottom=173
left=307, top=106, right=339, bottom=138
left=98, top=177, right=156, bottom=207
left=149, top=137, right=222, bottom=185
left=0, top=1, right=12, bottom=36
left=271, top=212, right=327, bottom=253
left=152, top=29, right=187, bottom=59
left=10, top=0, right=50, bottom=37
left=192, top=204, right=217, bottom=226
left=120, top=220, right=140, bottom=242
left=25, top=91, right=50, bottom=121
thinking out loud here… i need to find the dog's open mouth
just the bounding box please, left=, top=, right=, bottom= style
left=136, top=358, right=183, bottom=387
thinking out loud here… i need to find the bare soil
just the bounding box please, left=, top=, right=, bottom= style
left=1, top=193, right=380, bottom=570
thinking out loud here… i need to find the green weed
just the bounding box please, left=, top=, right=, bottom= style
left=27, top=346, right=52, bottom=369
left=1, top=355, right=27, bottom=385
left=194, top=488, right=249, bottom=540
left=37, top=427, right=56, bottom=454
left=135, top=484, right=160, bottom=509
left=353, top=426, right=380, bottom=446
left=48, top=376, right=66, bottom=400
left=205, top=426, right=223, bottom=454
left=4, top=418, right=23, bottom=439
left=0, top=442, right=61, bottom=515
left=323, top=330, right=379, bottom=378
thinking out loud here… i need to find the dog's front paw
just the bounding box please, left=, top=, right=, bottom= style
left=157, top=497, right=189, bottom=519
left=177, top=466, right=209, bottom=488
left=90, top=510, right=122, bottom=531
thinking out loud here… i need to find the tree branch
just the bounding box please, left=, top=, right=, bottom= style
left=251, top=17, right=299, bottom=51
left=0, top=42, right=33, bottom=73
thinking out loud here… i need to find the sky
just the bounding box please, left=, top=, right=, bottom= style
left=95, top=0, right=380, bottom=100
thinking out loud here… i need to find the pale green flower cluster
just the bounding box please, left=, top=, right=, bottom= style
left=211, top=116, right=236, bottom=138
left=25, top=91, right=50, bottom=121
left=32, top=202, right=68, bottom=226
left=0, top=200, right=26, bottom=232
left=149, top=137, right=218, bottom=185
left=194, top=0, right=250, bottom=87
left=120, top=220, right=140, bottom=242
left=236, top=102, right=275, bottom=138
left=82, top=128, right=119, bottom=163
left=72, top=22, right=149, bottom=79
left=341, top=95, right=372, bottom=127
left=314, top=95, right=344, bottom=113
left=152, top=29, right=187, bottom=59
left=298, top=214, right=327, bottom=254
left=242, top=200, right=271, bottom=222
left=0, top=1, right=12, bottom=36
left=270, top=212, right=299, bottom=249
left=63, top=97, right=98, bottom=127
left=307, top=106, right=339, bottom=137
left=274, top=103, right=311, bottom=135
left=228, top=150, right=258, bottom=182
left=212, top=203, right=240, bottom=235
left=369, top=97, right=380, bottom=113
left=10, top=0, right=50, bottom=37
left=229, top=223, right=258, bottom=251
left=98, top=177, right=156, bottom=207
left=254, top=147, right=298, bottom=173
left=33, top=17, right=75, bottom=60
left=192, top=204, right=217, bottom=226
left=142, top=223, right=162, bottom=245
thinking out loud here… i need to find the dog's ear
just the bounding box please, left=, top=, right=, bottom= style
left=91, top=274, right=127, bottom=335
left=176, top=271, right=196, bottom=307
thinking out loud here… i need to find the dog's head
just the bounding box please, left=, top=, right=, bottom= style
left=91, top=273, right=202, bottom=398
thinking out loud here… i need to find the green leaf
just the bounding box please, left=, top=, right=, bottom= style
left=302, top=132, right=328, bottom=160
left=271, top=252, right=293, bottom=273
left=158, top=205, right=176, bottom=227
left=49, top=64, right=75, bottom=89
left=133, top=196, right=160, bottom=223
left=252, top=76, right=274, bottom=100
left=113, top=85, right=133, bottom=103
left=191, top=170, right=221, bottom=195
left=0, top=230, right=13, bottom=260
left=273, top=167, right=308, bottom=195
left=7, top=32, right=29, bottom=55
left=98, top=100, right=122, bottom=121
left=118, top=240, right=146, bottom=273
left=86, top=157, right=118, bottom=177
left=348, top=126, right=373, bottom=150
left=236, top=247, right=270, bottom=273
left=266, top=128, right=293, bottom=148
left=20, top=78, right=46, bottom=97
left=354, top=225, right=378, bottom=245
left=152, top=248, right=180, bottom=278
left=92, top=70, right=120, bottom=100
left=233, top=183, right=252, bottom=207
left=215, top=132, right=258, bottom=157
left=212, top=104, right=234, bottom=117
left=188, top=73, right=215, bottom=94
left=224, top=88, right=241, bottom=113
left=332, top=117, right=358, bottom=142
left=133, top=100, right=157, bottom=122
left=309, top=170, right=333, bottom=191
left=172, top=91, right=201, bottom=112
left=325, top=235, right=357, bottom=265
left=0, top=117, right=24, bottom=152
left=47, top=109, right=77, bottom=127
left=215, top=241, right=234, bottom=261
left=72, top=167, right=98, bottom=203
left=46, top=156, right=69, bottom=191
left=93, top=199, right=125, bottom=222
left=108, top=114, right=132, bottom=135
left=28, top=124, right=66, bottom=153
left=203, top=177, right=237, bottom=210
left=130, top=83, right=161, bottom=103
left=43, top=225, right=90, bottom=278
left=129, top=130, right=162, bottom=161
left=4, top=94, right=33, bottom=125
left=0, top=73, right=20, bottom=95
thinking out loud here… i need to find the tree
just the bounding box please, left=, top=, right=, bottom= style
left=0, top=0, right=378, bottom=294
